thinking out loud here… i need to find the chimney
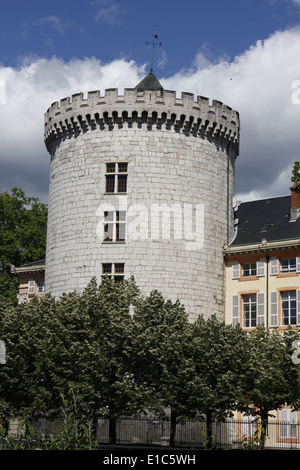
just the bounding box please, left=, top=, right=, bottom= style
left=290, top=182, right=300, bottom=221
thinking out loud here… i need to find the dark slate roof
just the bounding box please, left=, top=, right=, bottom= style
left=135, top=72, right=163, bottom=91
left=231, top=195, right=300, bottom=246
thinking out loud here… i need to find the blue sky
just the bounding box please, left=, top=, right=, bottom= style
left=1, top=0, right=299, bottom=74
left=1, top=0, right=300, bottom=203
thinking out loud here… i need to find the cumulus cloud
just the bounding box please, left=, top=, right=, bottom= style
left=0, top=24, right=300, bottom=204
left=0, top=57, right=144, bottom=202
left=161, top=26, right=300, bottom=201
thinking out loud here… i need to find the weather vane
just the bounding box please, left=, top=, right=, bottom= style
left=145, top=26, right=162, bottom=73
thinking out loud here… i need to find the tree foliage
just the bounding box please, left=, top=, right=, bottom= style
left=0, top=278, right=300, bottom=448
left=190, top=315, right=248, bottom=447
left=132, top=291, right=194, bottom=445
left=244, top=326, right=300, bottom=424
left=0, top=187, right=48, bottom=303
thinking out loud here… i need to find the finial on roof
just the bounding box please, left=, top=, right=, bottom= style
left=145, top=25, right=162, bottom=74
left=136, top=27, right=163, bottom=92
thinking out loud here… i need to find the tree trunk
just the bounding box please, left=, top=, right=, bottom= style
left=259, top=410, right=268, bottom=450
left=170, top=409, right=177, bottom=447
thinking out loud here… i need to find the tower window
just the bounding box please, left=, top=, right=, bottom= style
left=103, top=211, right=126, bottom=242
left=102, top=263, right=125, bottom=283
left=105, top=163, right=128, bottom=193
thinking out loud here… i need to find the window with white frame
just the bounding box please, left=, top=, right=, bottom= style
left=270, top=290, right=300, bottom=327
left=101, top=263, right=125, bottom=283
left=28, top=280, right=35, bottom=295
left=105, top=163, right=127, bottom=193
left=103, top=211, right=126, bottom=242
left=233, top=260, right=265, bottom=279
left=281, top=290, right=297, bottom=326
left=242, top=293, right=265, bottom=328
left=242, top=263, right=257, bottom=277
left=281, top=258, right=297, bottom=273
left=279, top=409, right=298, bottom=440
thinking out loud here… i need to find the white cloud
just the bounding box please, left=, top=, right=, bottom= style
left=1, top=24, right=300, bottom=203
left=92, top=0, right=124, bottom=26
left=0, top=57, right=144, bottom=201
left=161, top=26, right=300, bottom=201
left=34, top=16, right=67, bottom=34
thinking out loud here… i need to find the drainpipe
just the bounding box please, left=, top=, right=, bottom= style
left=266, top=254, right=270, bottom=329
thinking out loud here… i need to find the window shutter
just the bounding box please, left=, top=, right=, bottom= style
left=232, top=263, right=240, bottom=279
left=270, top=292, right=278, bottom=327
left=257, top=259, right=265, bottom=277
left=296, top=256, right=300, bottom=273
left=270, top=258, right=278, bottom=275
left=28, top=281, right=35, bottom=295
left=257, top=293, right=265, bottom=325
left=297, top=290, right=300, bottom=326
left=232, top=295, right=239, bottom=327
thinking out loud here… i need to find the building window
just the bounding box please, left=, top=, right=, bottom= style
left=281, top=258, right=296, bottom=273
left=242, top=263, right=258, bottom=277
left=242, top=293, right=265, bottom=328
left=242, top=294, right=257, bottom=328
left=37, top=281, right=45, bottom=293
left=105, top=163, right=127, bottom=193
left=102, top=263, right=125, bottom=283
left=28, top=280, right=35, bottom=295
left=279, top=409, right=298, bottom=440
left=281, top=290, right=297, bottom=326
left=103, top=211, right=126, bottom=242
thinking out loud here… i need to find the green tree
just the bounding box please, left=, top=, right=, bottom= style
left=243, top=326, right=300, bottom=448
left=44, top=276, right=142, bottom=444
left=0, top=277, right=142, bottom=443
left=0, top=294, right=57, bottom=428
left=132, top=290, right=195, bottom=446
left=191, top=315, right=247, bottom=448
left=0, top=187, right=47, bottom=303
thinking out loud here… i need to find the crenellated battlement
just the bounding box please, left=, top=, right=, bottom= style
left=44, top=87, right=240, bottom=154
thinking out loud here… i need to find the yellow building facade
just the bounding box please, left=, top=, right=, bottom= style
left=224, top=185, right=300, bottom=448
left=11, top=259, right=45, bottom=304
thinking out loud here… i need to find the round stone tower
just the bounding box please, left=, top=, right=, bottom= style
left=44, top=72, right=240, bottom=321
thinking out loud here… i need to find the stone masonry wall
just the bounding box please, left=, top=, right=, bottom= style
left=44, top=88, right=239, bottom=322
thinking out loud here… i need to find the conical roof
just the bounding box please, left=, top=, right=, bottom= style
left=135, top=72, right=163, bottom=91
